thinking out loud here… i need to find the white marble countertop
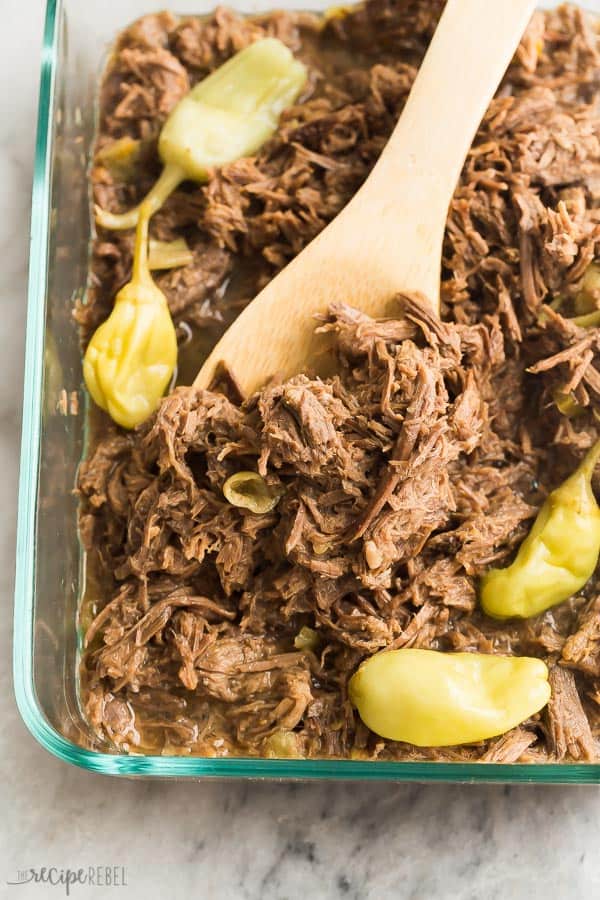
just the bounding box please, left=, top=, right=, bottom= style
left=2, top=2, right=600, bottom=898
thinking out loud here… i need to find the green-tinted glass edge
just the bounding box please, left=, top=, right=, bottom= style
left=12, top=0, right=600, bottom=783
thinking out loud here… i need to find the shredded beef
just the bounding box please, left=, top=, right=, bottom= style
left=562, top=597, right=600, bottom=677
left=78, top=1, right=600, bottom=761
left=546, top=667, right=597, bottom=761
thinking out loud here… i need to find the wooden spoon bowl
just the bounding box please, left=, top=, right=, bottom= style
left=194, top=0, right=536, bottom=396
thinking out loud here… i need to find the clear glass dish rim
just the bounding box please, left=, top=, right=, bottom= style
left=13, top=0, right=600, bottom=782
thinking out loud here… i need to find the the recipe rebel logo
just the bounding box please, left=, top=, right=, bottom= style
left=6, top=866, right=128, bottom=895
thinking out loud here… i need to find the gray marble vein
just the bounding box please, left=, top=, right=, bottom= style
left=1, top=2, right=599, bottom=898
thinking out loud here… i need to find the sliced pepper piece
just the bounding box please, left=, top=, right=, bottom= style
left=349, top=649, right=550, bottom=747
left=222, top=471, right=282, bottom=514
left=96, top=137, right=142, bottom=180
left=294, top=626, right=320, bottom=652
left=95, top=38, right=307, bottom=230
left=574, top=262, right=600, bottom=316
left=148, top=237, right=194, bottom=271
left=553, top=389, right=585, bottom=419
left=571, top=308, right=600, bottom=329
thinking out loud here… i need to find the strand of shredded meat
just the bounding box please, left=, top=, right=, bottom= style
left=78, top=0, right=600, bottom=762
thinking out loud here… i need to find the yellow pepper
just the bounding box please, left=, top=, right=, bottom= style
left=294, top=626, right=320, bottom=652
left=95, top=39, right=307, bottom=230
left=83, top=203, right=177, bottom=429
left=574, top=261, right=600, bottom=317
left=571, top=308, right=600, bottom=329
left=264, top=730, right=302, bottom=758
left=222, top=471, right=282, bottom=513
left=148, top=237, right=194, bottom=271
left=96, top=136, right=142, bottom=181
left=553, top=390, right=585, bottom=419
left=349, top=649, right=550, bottom=747
left=480, top=440, right=600, bottom=619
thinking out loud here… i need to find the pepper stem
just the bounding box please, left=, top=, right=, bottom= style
left=95, top=163, right=185, bottom=231
left=131, top=202, right=153, bottom=286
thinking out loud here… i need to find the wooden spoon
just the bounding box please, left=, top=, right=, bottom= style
left=194, top=0, right=536, bottom=395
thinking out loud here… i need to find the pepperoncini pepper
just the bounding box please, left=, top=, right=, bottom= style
left=480, top=440, right=600, bottom=619
left=83, top=203, right=177, bottom=429
left=348, top=649, right=550, bottom=746
left=95, top=38, right=307, bottom=230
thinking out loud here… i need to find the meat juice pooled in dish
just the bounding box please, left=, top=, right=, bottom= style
left=78, top=1, right=600, bottom=761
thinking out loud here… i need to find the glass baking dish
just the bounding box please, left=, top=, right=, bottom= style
left=14, top=0, right=600, bottom=781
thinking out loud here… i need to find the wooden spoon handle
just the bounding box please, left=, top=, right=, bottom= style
left=352, top=0, right=536, bottom=306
